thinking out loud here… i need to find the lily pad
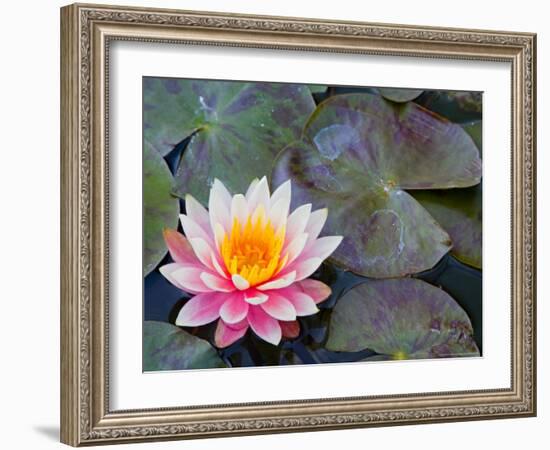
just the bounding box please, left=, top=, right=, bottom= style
left=143, top=78, right=315, bottom=204
left=143, top=321, right=227, bottom=371
left=309, top=85, right=327, bottom=95
left=415, top=90, right=482, bottom=123
left=326, top=278, right=479, bottom=359
left=143, top=140, right=180, bottom=276
left=272, top=93, right=481, bottom=278
left=378, top=87, right=423, bottom=103
left=411, top=186, right=482, bottom=269
left=462, top=120, right=482, bottom=155
left=411, top=120, right=482, bottom=269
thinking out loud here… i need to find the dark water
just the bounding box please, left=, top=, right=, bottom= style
left=143, top=84, right=482, bottom=368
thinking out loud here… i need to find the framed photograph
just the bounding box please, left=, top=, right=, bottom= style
left=60, top=3, right=536, bottom=446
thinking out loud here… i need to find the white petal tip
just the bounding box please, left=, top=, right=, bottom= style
left=232, top=274, right=250, bottom=291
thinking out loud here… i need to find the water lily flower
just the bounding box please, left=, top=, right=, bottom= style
left=160, top=177, right=342, bottom=347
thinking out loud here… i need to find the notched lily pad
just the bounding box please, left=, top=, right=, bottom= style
left=326, top=278, right=480, bottom=359
left=143, top=141, right=179, bottom=276
left=378, top=87, right=423, bottom=103
left=144, top=78, right=316, bottom=204
left=143, top=321, right=227, bottom=371
left=272, top=93, right=481, bottom=278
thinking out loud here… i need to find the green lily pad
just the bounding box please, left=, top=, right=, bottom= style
left=411, top=120, right=482, bottom=269
left=415, top=90, right=482, bottom=123
left=378, top=87, right=423, bottom=103
left=272, top=93, right=481, bottom=278
left=143, top=321, right=227, bottom=371
left=143, top=140, right=179, bottom=276
left=143, top=78, right=315, bottom=204
left=462, top=120, right=482, bottom=156
left=309, top=85, right=327, bottom=95
left=411, top=186, right=482, bottom=269
left=326, top=278, right=479, bottom=359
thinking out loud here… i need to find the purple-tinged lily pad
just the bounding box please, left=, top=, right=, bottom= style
left=143, top=141, right=180, bottom=276
left=326, top=278, right=479, bottom=359
left=143, top=321, right=227, bottom=371
left=378, top=87, right=423, bottom=103
left=410, top=120, right=482, bottom=268
left=143, top=78, right=315, bottom=204
left=272, top=93, right=481, bottom=278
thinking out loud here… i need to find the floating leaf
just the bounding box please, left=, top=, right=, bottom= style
left=309, top=84, right=327, bottom=95
left=272, top=93, right=481, bottom=278
left=378, top=87, right=423, bottom=103
left=143, top=321, right=227, bottom=371
left=143, top=140, right=179, bottom=276
left=462, top=120, right=482, bottom=155
left=411, top=186, right=482, bottom=269
left=415, top=90, right=482, bottom=123
left=326, top=278, right=479, bottom=359
left=411, top=120, right=482, bottom=268
left=143, top=78, right=315, bottom=204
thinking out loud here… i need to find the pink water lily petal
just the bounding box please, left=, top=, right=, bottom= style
left=301, top=236, right=343, bottom=261
left=219, top=292, right=249, bottom=324
left=188, top=237, right=217, bottom=271
left=175, top=291, right=227, bottom=327
left=246, top=176, right=270, bottom=213
left=163, top=229, right=200, bottom=266
left=291, top=257, right=323, bottom=281
left=244, top=290, right=269, bottom=305
left=209, top=179, right=232, bottom=232
left=185, top=194, right=211, bottom=234
left=247, top=305, right=282, bottom=346
left=231, top=193, right=249, bottom=226
left=283, top=232, right=309, bottom=265
left=169, top=266, right=214, bottom=293
left=296, top=279, right=332, bottom=304
left=280, top=320, right=300, bottom=339
left=211, top=251, right=229, bottom=279
left=283, top=236, right=342, bottom=281
left=180, top=214, right=215, bottom=247
left=200, top=272, right=235, bottom=292
left=214, top=319, right=248, bottom=348
left=269, top=180, right=291, bottom=229
left=256, top=271, right=296, bottom=291
left=245, top=178, right=260, bottom=201
left=269, top=198, right=290, bottom=233
left=232, top=274, right=250, bottom=291
left=304, top=208, right=328, bottom=245
left=284, top=204, right=311, bottom=248
left=159, top=263, right=190, bottom=292
left=260, top=292, right=297, bottom=321
left=226, top=318, right=249, bottom=330
left=270, top=179, right=291, bottom=209
left=282, top=289, right=319, bottom=316
left=159, top=263, right=209, bottom=294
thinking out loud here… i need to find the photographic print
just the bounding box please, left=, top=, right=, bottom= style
left=142, top=78, right=482, bottom=371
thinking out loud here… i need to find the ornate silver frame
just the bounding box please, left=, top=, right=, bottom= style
left=60, top=3, right=536, bottom=446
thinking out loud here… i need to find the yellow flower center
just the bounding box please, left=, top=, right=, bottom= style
left=221, top=206, right=287, bottom=287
